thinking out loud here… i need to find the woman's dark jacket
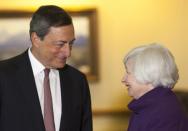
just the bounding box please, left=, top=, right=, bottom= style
left=127, top=86, right=188, bottom=131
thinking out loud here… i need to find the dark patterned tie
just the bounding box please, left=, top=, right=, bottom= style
left=43, top=69, right=56, bottom=131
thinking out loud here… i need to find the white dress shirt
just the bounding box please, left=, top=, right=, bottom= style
left=28, top=49, right=62, bottom=131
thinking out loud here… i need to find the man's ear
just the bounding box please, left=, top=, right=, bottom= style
left=31, top=32, right=41, bottom=47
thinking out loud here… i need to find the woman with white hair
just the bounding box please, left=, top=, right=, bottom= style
left=122, top=43, right=188, bottom=131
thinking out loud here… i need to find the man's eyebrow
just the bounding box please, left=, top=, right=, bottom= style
left=58, top=38, right=76, bottom=43
left=70, top=38, right=76, bottom=42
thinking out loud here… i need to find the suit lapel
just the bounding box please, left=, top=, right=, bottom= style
left=16, top=51, right=45, bottom=131
left=59, top=65, right=73, bottom=131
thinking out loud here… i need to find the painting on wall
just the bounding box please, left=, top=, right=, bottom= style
left=0, top=9, right=98, bottom=81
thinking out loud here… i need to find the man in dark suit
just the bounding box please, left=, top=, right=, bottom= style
left=0, top=5, right=92, bottom=131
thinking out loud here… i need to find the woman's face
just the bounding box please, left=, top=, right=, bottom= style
left=121, top=59, right=153, bottom=99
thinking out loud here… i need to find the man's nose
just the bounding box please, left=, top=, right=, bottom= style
left=62, top=43, right=71, bottom=57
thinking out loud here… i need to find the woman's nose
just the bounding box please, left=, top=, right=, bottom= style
left=121, top=75, right=126, bottom=83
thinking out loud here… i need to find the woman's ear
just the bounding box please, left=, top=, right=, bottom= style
left=31, top=32, right=41, bottom=48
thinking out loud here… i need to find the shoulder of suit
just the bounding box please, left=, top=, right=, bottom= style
left=60, top=64, right=85, bottom=76
left=0, top=50, right=28, bottom=70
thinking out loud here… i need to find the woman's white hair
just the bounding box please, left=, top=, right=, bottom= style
left=124, top=43, right=179, bottom=88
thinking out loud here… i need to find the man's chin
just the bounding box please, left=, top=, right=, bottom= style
left=50, top=62, right=66, bottom=69
left=57, top=63, right=66, bottom=68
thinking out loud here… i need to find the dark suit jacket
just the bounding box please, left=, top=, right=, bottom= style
left=0, top=51, right=93, bottom=131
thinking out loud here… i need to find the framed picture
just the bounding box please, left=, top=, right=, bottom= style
left=0, top=9, right=98, bottom=82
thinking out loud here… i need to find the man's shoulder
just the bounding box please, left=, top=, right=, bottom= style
left=61, top=64, right=85, bottom=75
left=58, top=64, right=88, bottom=85
left=0, top=51, right=28, bottom=70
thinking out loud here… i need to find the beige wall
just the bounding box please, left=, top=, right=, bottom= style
left=0, top=0, right=188, bottom=112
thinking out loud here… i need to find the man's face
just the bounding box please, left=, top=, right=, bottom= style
left=31, top=24, right=75, bottom=68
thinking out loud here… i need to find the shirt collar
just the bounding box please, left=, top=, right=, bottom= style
left=28, top=48, right=45, bottom=76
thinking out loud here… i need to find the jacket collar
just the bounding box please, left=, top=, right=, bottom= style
left=128, top=86, right=171, bottom=114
